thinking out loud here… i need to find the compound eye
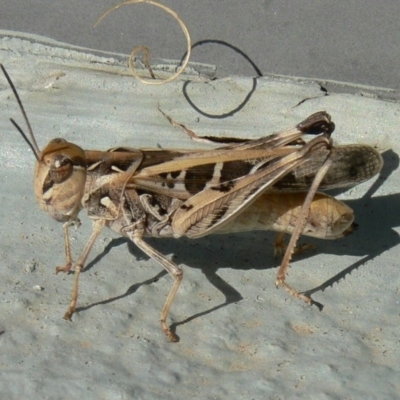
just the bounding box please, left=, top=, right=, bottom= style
left=50, top=155, right=73, bottom=183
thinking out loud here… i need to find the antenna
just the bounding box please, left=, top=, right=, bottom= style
left=1, top=64, right=40, bottom=160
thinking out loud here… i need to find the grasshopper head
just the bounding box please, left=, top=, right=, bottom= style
left=1, top=64, right=87, bottom=223
left=35, top=138, right=87, bottom=222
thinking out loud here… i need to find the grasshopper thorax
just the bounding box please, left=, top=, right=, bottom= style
left=35, top=138, right=87, bottom=222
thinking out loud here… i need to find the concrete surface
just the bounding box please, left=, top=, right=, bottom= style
left=0, top=32, right=400, bottom=399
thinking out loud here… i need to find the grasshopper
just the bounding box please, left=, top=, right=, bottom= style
left=1, top=65, right=383, bottom=342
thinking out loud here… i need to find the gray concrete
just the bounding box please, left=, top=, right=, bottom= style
left=0, top=32, right=400, bottom=399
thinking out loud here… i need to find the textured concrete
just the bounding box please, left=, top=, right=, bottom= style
left=0, top=33, right=399, bottom=399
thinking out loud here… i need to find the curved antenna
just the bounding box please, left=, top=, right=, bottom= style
left=1, top=64, right=40, bottom=160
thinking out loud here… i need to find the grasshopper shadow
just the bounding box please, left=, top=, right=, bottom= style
left=147, top=149, right=400, bottom=303
left=79, top=150, right=399, bottom=325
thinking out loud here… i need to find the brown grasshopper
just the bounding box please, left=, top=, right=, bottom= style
left=1, top=64, right=383, bottom=342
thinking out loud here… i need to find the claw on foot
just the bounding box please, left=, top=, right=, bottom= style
left=63, top=310, right=73, bottom=321
left=55, top=263, right=72, bottom=274
left=162, top=322, right=179, bottom=342
left=276, top=277, right=324, bottom=311
left=166, top=331, right=179, bottom=343
left=276, top=278, right=309, bottom=302
left=274, top=233, right=316, bottom=257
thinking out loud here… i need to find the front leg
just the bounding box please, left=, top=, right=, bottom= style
left=55, top=219, right=81, bottom=274
left=63, top=219, right=106, bottom=320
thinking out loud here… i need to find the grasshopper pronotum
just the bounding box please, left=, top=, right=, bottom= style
left=1, top=64, right=382, bottom=341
